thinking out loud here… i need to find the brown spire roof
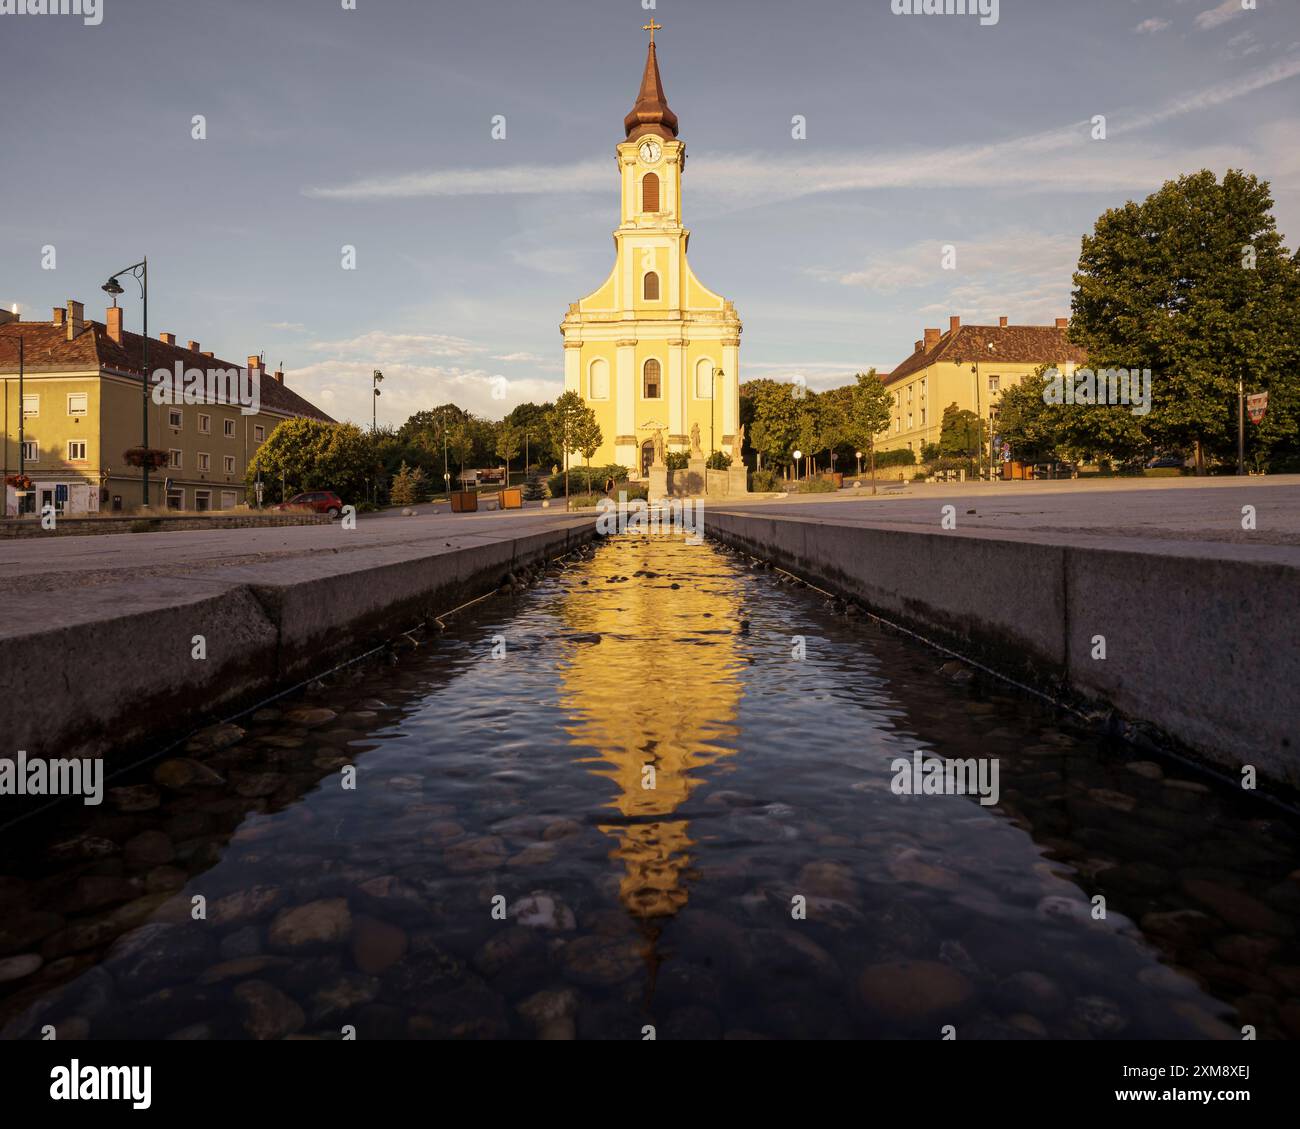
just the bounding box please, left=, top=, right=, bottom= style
left=624, top=39, right=679, bottom=141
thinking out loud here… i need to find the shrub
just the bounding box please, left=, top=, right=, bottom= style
left=706, top=451, right=732, bottom=470
left=873, top=448, right=917, bottom=468
left=547, top=463, right=631, bottom=497
left=749, top=468, right=781, bottom=493
left=666, top=452, right=689, bottom=471
left=796, top=478, right=836, bottom=493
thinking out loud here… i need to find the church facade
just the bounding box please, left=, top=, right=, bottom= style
left=561, top=24, right=742, bottom=481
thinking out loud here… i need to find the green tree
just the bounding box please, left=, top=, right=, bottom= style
left=574, top=412, right=604, bottom=474
left=495, top=421, right=522, bottom=483
left=389, top=461, right=426, bottom=506
left=246, top=418, right=373, bottom=504
left=546, top=391, right=594, bottom=503
left=742, top=379, right=801, bottom=474
left=1071, top=168, right=1299, bottom=472
left=939, top=403, right=987, bottom=458
left=848, top=370, right=893, bottom=481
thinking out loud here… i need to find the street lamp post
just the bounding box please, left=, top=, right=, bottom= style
left=102, top=259, right=149, bottom=507
left=793, top=449, right=802, bottom=484
left=372, top=369, right=383, bottom=432
left=711, top=367, right=725, bottom=464
left=855, top=450, right=862, bottom=478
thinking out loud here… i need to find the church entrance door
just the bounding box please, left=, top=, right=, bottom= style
left=641, top=440, right=655, bottom=478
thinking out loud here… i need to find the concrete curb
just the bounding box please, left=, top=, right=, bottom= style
left=2, top=518, right=594, bottom=767
left=704, top=509, right=1300, bottom=788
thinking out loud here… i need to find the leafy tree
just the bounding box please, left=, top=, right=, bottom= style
left=495, top=421, right=522, bottom=482
left=447, top=419, right=476, bottom=485
left=848, top=370, right=893, bottom=478
left=742, top=379, right=801, bottom=473
left=939, top=403, right=987, bottom=458
left=389, top=461, right=426, bottom=506
left=574, top=413, right=604, bottom=473
left=1071, top=168, right=1299, bottom=472
left=246, top=418, right=373, bottom=504
left=546, top=391, right=595, bottom=503
left=504, top=402, right=556, bottom=468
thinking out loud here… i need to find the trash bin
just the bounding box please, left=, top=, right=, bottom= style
left=450, top=491, right=478, bottom=513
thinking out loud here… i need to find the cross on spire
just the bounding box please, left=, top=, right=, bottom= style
left=642, top=19, right=662, bottom=44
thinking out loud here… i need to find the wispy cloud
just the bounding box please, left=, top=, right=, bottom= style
left=304, top=330, right=486, bottom=362
left=302, top=59, right=1300, bottom=212
left=1195, top=0, right=1251, bottom=31
left=1135, top=18, right=1172, bottom=34
left=269, top=321, right=306, bottom=332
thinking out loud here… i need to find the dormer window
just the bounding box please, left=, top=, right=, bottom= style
left=643, top=271, right=660, bottom=301
left=642, top=173, right=660, bottom=213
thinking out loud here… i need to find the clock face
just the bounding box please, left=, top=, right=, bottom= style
left=639, top=140, right=662, bottom=164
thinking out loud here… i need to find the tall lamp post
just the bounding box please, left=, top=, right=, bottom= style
left=102, top=259, right=149, bottom=507
left=793, top=449, right=803, bottom=484
left=855, top=450, right=862, bottom=477
left=372, top=369, right=383, bottom=432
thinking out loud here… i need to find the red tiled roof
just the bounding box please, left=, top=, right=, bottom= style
left=885, top=324, right=1088, bottom=385
left=0, top=319, right=333, bottom=422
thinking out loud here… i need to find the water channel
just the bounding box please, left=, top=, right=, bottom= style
left=1, top=534, right=1297, bottom=1039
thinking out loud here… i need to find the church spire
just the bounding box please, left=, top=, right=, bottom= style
left=624, top=21, right=679, bottom=141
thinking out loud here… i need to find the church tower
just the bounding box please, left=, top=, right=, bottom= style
left=561, top=21, right=742, bottom=480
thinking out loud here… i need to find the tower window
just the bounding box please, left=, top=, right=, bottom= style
left=643, top=271, right=660, bottom=301
left=643, top=358, right=661, bottom=399
left=642, top=173, right=660, bottom=214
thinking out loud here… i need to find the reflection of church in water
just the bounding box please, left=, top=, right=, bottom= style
left=556, top=543, right=742, bottom=922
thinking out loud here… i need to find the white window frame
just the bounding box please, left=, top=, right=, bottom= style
left=253, top=425, right=265, bottom=442
left=197, top=452, right=211, bottom=472
left=67, top=392, right=88, bottom=416
left=166, top=488, right=184, bottom=511
left=22, top=394, right=39, bottom=418
left=168, top=408, right=183, bottom=430
left=168, top=448, right=183, bottom=469
left=224, top=418, right=237, bottom=438
left=194, top=489, right=212, bottom=513
left=223, top=455, right=236, bottom=474
left=693, top=358, right=717, bottom=401
left=198, top=413, right=211, bottom=434
left=67, top=440, right=88, bottom=461
left=21, top=440, right=38, bottom=461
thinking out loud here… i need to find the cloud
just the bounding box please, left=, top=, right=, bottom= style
left=1195, top=1, right=1251, bottom=31
left=304, top=330, right=486, bottom=362
left=302, top=58, right=1300, bottom=213
left=269, top=321, right=306, bottom=332
left=493, top=351, right=547, bottom=363
left=1135, top=18, right=1172, bottom=34
left=288, top=359, right=562, bottom=429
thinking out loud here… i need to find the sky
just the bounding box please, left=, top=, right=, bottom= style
left=1, top=0, right=1298, bottom=427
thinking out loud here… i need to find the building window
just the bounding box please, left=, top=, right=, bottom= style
left=221, top=490, right=238, bottom=510
left=894, top=418, right=900, bottom=433
left=198, top=452, right=211, bottom=472
left=167, top=488, right=184, bottom=511
left=642, top=173, right=660, bottom=213
left=907, top=385, right=913, bottom=402
left=254, top=425, right=265, bottom=443
left=22, top=395, right=39, bottom=417
left=194, top=490, right=211, bottom=513
left=907, top=413, right=913, bottom=430
left=643, top=271, right=660, bottom=301
left=695, top=358, right=715, bottom=399
left=224, top=455, right=236, bottom=474
left=21, top=440, right=38, bottom=461
left=588, top=358, right=610, bottom=400
left=169, top=449, right=182, bottom=469
left=989, top=375, right=1000, bottom=394
left=67, top=392, right=88, bottom=416
left=67, top=440, right=87, bottom=461
left=168, top=408, right=182, bottom=429
left=919, top=379, right=927, bottom=396
left=643, top=358, right=661, bottom=399
left=224, top=419, right=236, bottom=438
left=198, top=413, right=211, bottom=434
left=921, top=408, right=926, bottom=426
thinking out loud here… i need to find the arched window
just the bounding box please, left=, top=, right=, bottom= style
left=642, top=173, right=660, bottom=213
left=643, top=358, right=661, bottom=399
left=589, top=358, right=610, bottom=400
left=643, top=272, right=660, bottom=301
left=695, top=358, right=715, bottom=399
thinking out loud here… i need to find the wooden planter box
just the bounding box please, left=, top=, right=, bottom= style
left=450, top=491, right=478, bottom=513
left=500, top=487, right=523, bottom=510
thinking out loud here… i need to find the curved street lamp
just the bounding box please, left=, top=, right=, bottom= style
left=102, top=259, right=149, bottom=506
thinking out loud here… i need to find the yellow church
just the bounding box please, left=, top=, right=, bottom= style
left=561, top=22, right=742, bottom=481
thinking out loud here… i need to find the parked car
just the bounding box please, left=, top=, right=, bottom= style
left=1146, top=455, right=1184, bottom=469
left=274, top=491, right=344, bottom=517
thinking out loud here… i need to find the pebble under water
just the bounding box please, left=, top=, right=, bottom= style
left=2, top=534, right=1299, bottom=1040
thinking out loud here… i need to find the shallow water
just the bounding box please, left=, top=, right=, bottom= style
left=2, top=534, right=1298, bottom=1040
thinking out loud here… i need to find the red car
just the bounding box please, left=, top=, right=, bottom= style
left=274, top=491, right=344, bottom=517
